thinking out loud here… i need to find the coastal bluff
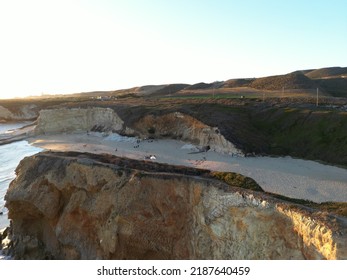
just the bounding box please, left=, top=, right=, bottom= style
left=132, top=112, right=243, bottom=155
left=0, top=104, right=38, bottom=121
left=33, top=107, right=243, bottom=155
left=34, top=107, right=125, bottom=135
left=3, top=151, right=347, bottom=260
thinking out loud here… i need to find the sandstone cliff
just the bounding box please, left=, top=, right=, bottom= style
left=0, top=104, right=38, bottom=121
left=132, top=112, right=243, bottom=155
left=4, top=152, right=346, bottom=259
left=34, top=108, right=125, bottom=135
left=34, top=108, right=243, bottom=155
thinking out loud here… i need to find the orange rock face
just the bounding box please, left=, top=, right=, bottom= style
left=132, top=112, right=243, bottom=155
left=4, top=152, right=347, bottom=259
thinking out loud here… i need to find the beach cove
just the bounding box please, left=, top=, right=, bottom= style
left=27, top=132, right=347, bottom=203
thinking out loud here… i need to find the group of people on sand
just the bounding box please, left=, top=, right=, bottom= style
left=133, top=138, right=142, bottom=149
left=189, top=156, right=207, bottom=166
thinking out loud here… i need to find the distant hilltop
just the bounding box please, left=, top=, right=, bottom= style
left=75, top=66, right=346, bottom=99
left=24, top=66, right=345, bottom=100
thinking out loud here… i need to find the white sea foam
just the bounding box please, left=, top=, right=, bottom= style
left=0, top=122, right=31, bottom=135
left=0, top=124, right=43, bottom=230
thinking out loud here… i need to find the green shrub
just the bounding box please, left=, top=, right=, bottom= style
left=210, top=171, right=264, bottom=192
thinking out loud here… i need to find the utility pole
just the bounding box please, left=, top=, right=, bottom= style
left=316, top=87, right=319, bottom=107
left=212, top=81, right=218, bottom=98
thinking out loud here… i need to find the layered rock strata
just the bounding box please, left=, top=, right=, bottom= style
left=4, top=152, right=347, bottom=259
left=132, top=112, right=243, bottom=155
left=34, top=108, right=243, bottom=155
left=34, top=108, right=125, bottom=135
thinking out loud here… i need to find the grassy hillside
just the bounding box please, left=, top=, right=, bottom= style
left=222, top=78, right=254, bottom=88
left=249, top=72, right=317, bottom=90
left=150, top=84, right=188, bottom=96
left=188, top=102, right=347, bottom=166
left=316, top=78, right=347, bottom=97
left=305, top=67, right=347, bottom=79
left=184, top=82, right=212, bottom=90
left=251, top=107, right=347, bottom=166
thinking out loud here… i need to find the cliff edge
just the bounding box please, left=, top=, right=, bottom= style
left=3, top=152, right=347, bottom=259
left=34, top=107, right=125, bottom=135
left=132, top=112, right=243, bottom=155
left=33, top=107, right=243, bottom=155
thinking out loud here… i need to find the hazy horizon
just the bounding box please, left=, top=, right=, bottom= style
left=0, top=65, right=346, bottom=100
left=0, top=0, right=346, bottom=99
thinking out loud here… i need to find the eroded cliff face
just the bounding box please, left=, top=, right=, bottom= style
left=34, top=108, right=243, bottom=155
left=34, top=108, right=125, bottom=135
left=132, top=112, right=243, bottom=155
left=0, top=105, right=38, bottom=121
left=4, top=152, right=346, bottom=260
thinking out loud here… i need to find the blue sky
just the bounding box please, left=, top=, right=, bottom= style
left=0, top=0, right=346, bottom=98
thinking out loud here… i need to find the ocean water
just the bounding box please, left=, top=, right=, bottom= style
left=0, top=122, right=31, bottom=135
left=0, top=125, right=43, bottom=230
left=0, top=130, right=136, bottom=230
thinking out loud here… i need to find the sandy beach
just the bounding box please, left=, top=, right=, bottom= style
left=28, top=132, right=347, bottom=203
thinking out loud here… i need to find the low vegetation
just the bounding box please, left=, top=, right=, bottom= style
left=269, top=193, right=347, bottom=218
left=210, top=171, right=263, bottom=192
left=251, top=106, right=347, bottom=167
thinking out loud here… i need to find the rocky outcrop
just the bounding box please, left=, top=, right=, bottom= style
left=132, top=112, right=243, bottom=155
left=0, top=106, right=13, bottom=120
left=34, top=108, right=125, bottom=135
left=0, top=105, right=38, bottom=121
left=33, top=108, right=242, bottom=155
left=0, top=227, right=11, bottom=257
left=4, top=152, right=347, bottom=260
